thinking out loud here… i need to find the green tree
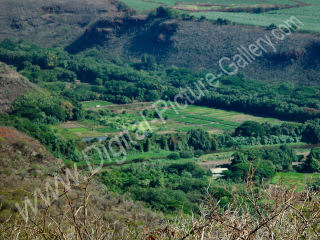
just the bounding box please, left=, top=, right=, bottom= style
left=302, top=119, right=320, bottom=144
left=235, top=121, right=266, bottom=137
left=303, top=148, right=320, bottom=173
left=187, top=129, right=216, bottom=151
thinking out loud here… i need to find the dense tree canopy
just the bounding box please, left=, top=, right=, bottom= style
left=303, top=148, right=320, bottom=173
left=302, top=119, right=320, bottom=144
left=1, top=40, right=320, bottom=122
left=235, top=121, right=266, bottom=137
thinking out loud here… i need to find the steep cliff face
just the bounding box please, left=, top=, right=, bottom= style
left=0, top=62, right=35, bottom=114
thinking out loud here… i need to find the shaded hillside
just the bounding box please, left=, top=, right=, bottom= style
left=0, top=62, right=35, bottom=113
left=0, top=0, right=124, bottom=47
left=67, top=15, right=320, bottom=85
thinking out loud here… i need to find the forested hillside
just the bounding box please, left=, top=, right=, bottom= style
left=1, top=40, right=319, bottom=122
left=1, top=0, right=320, bottom=85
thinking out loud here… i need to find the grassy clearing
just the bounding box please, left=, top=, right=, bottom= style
left=173, top=0, right=294, bottom=5
left=186, top=115, right=241, bottom=127
left=205, top=123, right=234, bottom=131
left=174, top=117, right=211, bottom=125
left=120, top=0, right=161, bottom=12
left=95, top=127, right=119, bottom=133
left=271, top=172, right=320, bottom=190
left=68, top=128, right=88, bottom=133
left=81, top=101, right=113, bottom=108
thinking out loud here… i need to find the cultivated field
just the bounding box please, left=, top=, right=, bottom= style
left=121, top=0, right=320, bottom=32
left=54, top=101, right=287, bottom=138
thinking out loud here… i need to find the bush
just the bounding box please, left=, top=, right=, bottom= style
left=303, top=148, right=320, bottom=173
left=187, top=129, right=216, bottom=151
left=235, top=121, right=266, bottom=137
left=216, top=18, right=231, bottom=25
left=194, top=150, right=203, bottom=158
left=148, top=7, right=180, bottom=20
left=167, top=152, right=179, bottom=160
left=14, top=139, right=27, bottom=150
left=302, top=119, right=320, bottom=144
left=226, top=160, right=276, bottom=182
left=179, top=151, right=193, bottom=159
left=266, top=24, right=277, bottom=30
left=253, top=7, right=264, bottom=14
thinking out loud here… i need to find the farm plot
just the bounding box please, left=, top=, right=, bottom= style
left=121, top=0, right=320, bottom=32
left=55, top=102, right=287, bottom=139
left=123, top=0, right=298, bottom=11
left=163, top=104, right=283, bottom=131
left=190, top=0, right=320, bottom=32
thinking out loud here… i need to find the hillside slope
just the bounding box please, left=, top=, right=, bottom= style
left=0, top=1, right=319, bottom=85
left=0, top=126, right=161, bottom=237
left=0, top=0, right=123, bottom=47
left=67, top=16, right=320, bottom=85
left=0, top=62, right=35, bottom=113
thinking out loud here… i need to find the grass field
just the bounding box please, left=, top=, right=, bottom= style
left=82, top=100, right=113, bottom=108
left=121, top=0, right=320, bottom=32
left=272, top=172, right=320, bottom=191
left=76, top=150, right=179, bottom=168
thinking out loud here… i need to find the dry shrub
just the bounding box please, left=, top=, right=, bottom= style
left=148, top=185, right=320, bottom=240
left=1, top=173, right=319, bottom=240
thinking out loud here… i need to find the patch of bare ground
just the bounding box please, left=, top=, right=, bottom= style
left=219, top=114, right=277, bottom=123
left=198, top=159, right=231, bottom=169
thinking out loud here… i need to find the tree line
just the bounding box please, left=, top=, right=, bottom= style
left=1, top=39, right=320, bottom=122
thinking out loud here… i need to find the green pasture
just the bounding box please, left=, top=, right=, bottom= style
left=271, top=172, right=320, bottom=191
left=81, top=100, right=113, bottom=108
left=121, top=0, right=320, bottom=32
